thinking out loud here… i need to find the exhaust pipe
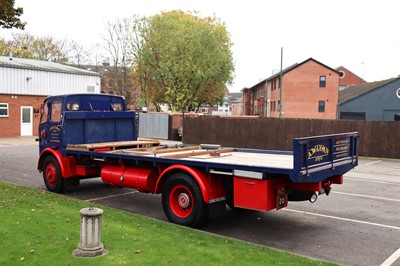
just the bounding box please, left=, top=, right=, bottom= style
left=309, top=187, right=332, bottom=203
left=309, top=192, right=318, bottom=203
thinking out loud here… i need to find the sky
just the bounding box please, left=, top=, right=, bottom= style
left=2, top=0, right=400, bottom=92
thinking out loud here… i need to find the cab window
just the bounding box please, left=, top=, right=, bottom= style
left=112, top=103, right=123, bottom=111
left=67, top=102, right=80, bottom=111
left=40, top=103, right=49, bottom=124
left=51, top=101, right=62, bottom=122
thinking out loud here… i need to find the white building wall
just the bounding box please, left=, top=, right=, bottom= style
left=0, top=67, right=100, bottom=96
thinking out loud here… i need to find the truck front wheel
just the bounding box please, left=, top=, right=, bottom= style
left=43, top=156, right=64, bottom=193
left=162, top=173, right=207, bottom=228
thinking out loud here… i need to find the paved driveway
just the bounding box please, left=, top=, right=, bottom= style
left=0, top=137, right=399, bottom=266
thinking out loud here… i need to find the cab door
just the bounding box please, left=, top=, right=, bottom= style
left=38, top=98, right=63, bottom=153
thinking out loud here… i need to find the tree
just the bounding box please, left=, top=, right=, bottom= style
left=0, top=0, right=26, bottom=29
left=5, top=33, right=68, bottom=63
left=4, top=32, right=34, bottom=58
left=127, top=15, right=162, bottom=110
left=90, top=43, right=106, bottom=70
left=32, top=35, right=68, bottom=62
left=68, top=40, right=92, bottom=66
left=102, top=18, right=136, bottom=106
left=137, top=10, right=234, bottom=112
left=0, top=37, right=8, bottom=55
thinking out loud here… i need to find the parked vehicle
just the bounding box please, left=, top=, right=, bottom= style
left=36, top=94, right=359, bottom=227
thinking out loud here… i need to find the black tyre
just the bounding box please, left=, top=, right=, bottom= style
left=162, top=173, right=208, bottom=228
left=43, top=156, right=64, bottom=193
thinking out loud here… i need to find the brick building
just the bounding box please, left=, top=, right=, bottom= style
left=336, top=66, right=366, bottom=90
left=243, top=58, right=340, bottom=119
left=0, top=55, right=100, bottom=138
left=77, top=63, right=138, bottom=109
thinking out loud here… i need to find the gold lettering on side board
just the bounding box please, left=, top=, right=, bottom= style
left=308, top=144, right=329, bottom=162
left=335, top=139, right=349, bottom=145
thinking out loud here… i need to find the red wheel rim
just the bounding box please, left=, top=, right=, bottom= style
left=169, top=185, right=194, bottom=218
left=45, top=163, right=57, bottom=187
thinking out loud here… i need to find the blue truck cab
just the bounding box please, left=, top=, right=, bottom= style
left=37, top=94, right=136, bottom=154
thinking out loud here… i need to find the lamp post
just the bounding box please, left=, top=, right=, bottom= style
left=279, top=47, right=283, bottom=118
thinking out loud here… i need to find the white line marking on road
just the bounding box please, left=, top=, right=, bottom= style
left=332, top=191, right=400, bottom=202
left=380, top=247, right=400, bottom=266
left=85, top=191, right=138, bottom=202
left=284, top=209, right=400, bottom=231
left=364, top=160, right=382, bottom=166
left=346, top=177, right=400, bottom=185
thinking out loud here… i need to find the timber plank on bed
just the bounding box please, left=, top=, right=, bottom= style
left=66, top=140, right=160, bottom=151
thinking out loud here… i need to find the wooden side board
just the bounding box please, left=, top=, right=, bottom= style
left=66, top=140, right=160, bottom=151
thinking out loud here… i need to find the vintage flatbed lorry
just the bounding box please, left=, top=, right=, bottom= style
left=36, top=94, right=359, bottom=227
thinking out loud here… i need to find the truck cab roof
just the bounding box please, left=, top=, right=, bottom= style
left=44, top=93, right=127, bottom=112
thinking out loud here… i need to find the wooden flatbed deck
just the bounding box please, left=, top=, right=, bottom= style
left=66, top=140, right=294, bottom=170
left=140, top=147, right=292, bottom=169
left=177, top=151, right=293, bottom=169
left=119, top=147, right=293, bottom=169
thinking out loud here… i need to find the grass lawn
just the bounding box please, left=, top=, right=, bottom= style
left=0, top=181, right=336, bottom=265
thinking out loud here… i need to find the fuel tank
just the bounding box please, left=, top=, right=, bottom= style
left=101, top=164, right=156, bottom=193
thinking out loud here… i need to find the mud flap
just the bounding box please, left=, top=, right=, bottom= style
left=276, top=187, right=288, bottom=210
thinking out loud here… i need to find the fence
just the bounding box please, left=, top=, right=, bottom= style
left=183, top=116, right=400, bottom=159
left=138, top=113, right=170, bottom=139
left=138, top=112, right=198, bottom=140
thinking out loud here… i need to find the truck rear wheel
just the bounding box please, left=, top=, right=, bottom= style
left=162, top=173, right=207, bottom=228
left=43, top=156, right=64, bottom=193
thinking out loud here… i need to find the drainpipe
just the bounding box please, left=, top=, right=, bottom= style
left=279, top=47, right=283, bottom=118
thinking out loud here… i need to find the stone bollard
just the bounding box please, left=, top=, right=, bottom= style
left=72, top=207, right=108, bottom=257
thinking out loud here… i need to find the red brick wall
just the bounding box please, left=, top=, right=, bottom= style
left=242, top=89, right=251, bottom=115
left=270, top=77, right=281, bottom=117
left=270, top=60, right=339, bottom=119
left=337, top=66, right=365, bottom=86
left=0, top=94, right=46, bottom=138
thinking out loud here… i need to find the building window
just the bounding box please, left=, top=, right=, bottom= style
left=22, top=108, right=31, bottom=123
left=340, top=112, right=365, bottom=120
left=0, top=103, right=9, bottom=117
left=319, top=76, right=326, bottom=87
left=339, top=71, right=345, bottom=78
left=318, top=101, right=325, bottom=112
left=396, top=88, right=400, bottom=99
